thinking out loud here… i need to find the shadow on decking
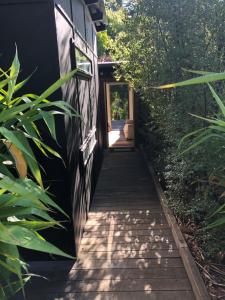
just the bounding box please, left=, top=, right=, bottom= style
left=15, top=151, right=194, bottom=300
left=19, top=220, right=192, bottom=299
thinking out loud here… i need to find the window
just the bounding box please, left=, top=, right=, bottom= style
left=75, top=48, right=92, bottom=75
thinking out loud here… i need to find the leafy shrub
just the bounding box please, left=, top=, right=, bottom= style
left=110, top=0, right=225, bottom=259
left=0, top=50, right=77, bottom=299
left=161, top=71, right=225, bottom=229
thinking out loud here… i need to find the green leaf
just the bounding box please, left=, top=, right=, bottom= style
left=206, top=216, right=225, bottom=229
left=0, top=207, right=54, bottom=222
left=7, top=48, right=20, bottom=103
left=158, top=70, right=225, bottom=89
left=178, top=128, right=206, bottom=149
left=181, top=68, right=215, bottom=75
left=0, top=128, right=34, bottom=160
left=13, top=72, right=34, bottom=94
left=37, top=69, right=77, bottom=101
left=189, top=113, right=225, bottom=127
left=0, top=129, right=43, bottom=187
left=4, top=220, right=60, bottom=231
left=180, top=133, right=225, bottom=155
left=0, top=224, right=74, bottom=259
left=208, top=83, right=225, bottom=117
left=39, top=111, right=56, bottom=140
left=0, top=176, right=67, bottom=216
left=0, top=78, right=10, bottom=90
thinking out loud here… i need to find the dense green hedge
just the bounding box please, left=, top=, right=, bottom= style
left=111, top=0, right=225, bottom=260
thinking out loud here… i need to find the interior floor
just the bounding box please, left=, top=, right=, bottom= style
left=108, top=120, right=134, bottom=148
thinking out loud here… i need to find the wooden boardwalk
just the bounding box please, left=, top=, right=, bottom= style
left=18, top=151, right=196, bottom=300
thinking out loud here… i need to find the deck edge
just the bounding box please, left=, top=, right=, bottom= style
left=140, top=147, right=210, bottom=300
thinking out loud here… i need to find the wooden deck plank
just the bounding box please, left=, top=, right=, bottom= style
left=18, top=151, right=199, bottom=300
left=93, top=202, right=161, bottom=208
left=79, top=241, right=177, bottom=252
left=74, top=258, right=184, bottom=269
left=86, top=216, right=167, bottom=225
left=68, top=266, right=187, bottom=280
left=43, top=291, right=195, bottom=300
left=80, top=234, right=175, bottom=245
left=78, top=249, right=180, bottom=259
left=84, top=224, right=169, bottom=231
left=87, top=212, right=165, bottom=221
left=91, top=207, right=163, bottom=212
left=88, top=209, right=164, bottom=217
left=26, top=278, right=192, bottom=293
left=82, top=228, right=173, bottom=238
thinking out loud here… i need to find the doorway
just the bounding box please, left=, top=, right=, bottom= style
left=106, top=82, right=135, bottom=148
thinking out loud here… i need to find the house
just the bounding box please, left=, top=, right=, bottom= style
left=0, top=0, right=107, bottom=257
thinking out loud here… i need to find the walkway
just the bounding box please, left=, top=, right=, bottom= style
left=18, top=151, right=195, bottom=300
left=108, top=120, right=134, bottom=148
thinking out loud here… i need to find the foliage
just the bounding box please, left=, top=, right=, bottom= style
left=97, top=0, right=126, bottom=57
left=0, top=50, right=77, bottom=299
left=111, top=85, right=128, bottom=120
left=161, top=71, right=225, bottom=229
left=111, top=91, right=127, bottom=120
left=110, top=0, right=225, bottom=260
left=105, top=0, right=123, bottom=11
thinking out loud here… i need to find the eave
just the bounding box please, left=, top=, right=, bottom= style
left=84, top=0, right=107, bottom=32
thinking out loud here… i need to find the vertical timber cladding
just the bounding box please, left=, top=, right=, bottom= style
left=0, top=0, right=106, bottom=258
left=0, top=0, right=73, bottom=259
left=54, top=0, right=103, bottom=253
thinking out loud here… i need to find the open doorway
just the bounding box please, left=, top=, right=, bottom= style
left=106, top=82, right=135, bottom=148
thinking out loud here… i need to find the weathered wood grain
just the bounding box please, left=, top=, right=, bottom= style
left=79, top=241, right=177, bottom=252
left=44, top=291, right=195, bottom=300
left=18, top=151, right=198, bottom=300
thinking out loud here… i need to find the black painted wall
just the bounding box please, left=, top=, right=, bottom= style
left=0, top=0, right=105, bottom=258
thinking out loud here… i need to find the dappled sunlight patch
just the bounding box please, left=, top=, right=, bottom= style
left=108, top=129, right=121, bottom=147
left=144, top=284, right=152, bottom=292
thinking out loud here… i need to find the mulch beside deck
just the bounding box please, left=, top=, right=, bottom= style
left=17, top=151, right=198, bottom=300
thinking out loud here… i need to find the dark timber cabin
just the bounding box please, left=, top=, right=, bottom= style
left=0, top=0, right=107, bottom=258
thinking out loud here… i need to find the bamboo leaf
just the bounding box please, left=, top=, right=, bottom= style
left=37, top=69, right=77, bottom=101
left=189, top=113, right=225, bottom=127
left=208, top=83, right=225, bottom=117
left=157, top=71, right=225, bottom=89
left=181, top=68, right=215, bottom=75
left=0, top=225, right=74, bottom=259
left=7, top=48, right=20, bottom=103
left=39, top=111, right=56, bottom=140
left=206, top=217, right=225, bottom=229
left=180, top=133, right=225, bottom=155
left=178, top=128, right=206, bottom=149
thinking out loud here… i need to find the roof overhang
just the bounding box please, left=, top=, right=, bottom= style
left=84, top=0, right=107, bottom=32
left=98, top=61, right=121, bottom=68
